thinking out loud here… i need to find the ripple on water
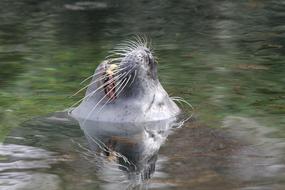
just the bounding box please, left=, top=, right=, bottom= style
left=2, top=113, right=285, bottom=190
left=223, top=116, right=285, bottom=182
left=64, top=2, right=108, bottom=11
left=0, top=144, right=61, bottom=190
left=155, top=116, right=285, bottom=190
left=0, top=172, right=60, bottom=190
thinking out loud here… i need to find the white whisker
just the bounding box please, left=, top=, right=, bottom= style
left=109, top=58, right=123, bottom=63
left=120, top=41, right=139, bottom=50
left=98, top=77, right=128, bottom=113
left=134, top=35, right=144, bottom=47
left=121, top=40, right=139, bottom=48
left=114, top=46, right=134, bottom=52
left=68, top=72, right=126, bottom=109
left=73, top=65, right=129, bottom=98
left=82, top=72, right=130, bottom=124
left=80, top=70, right=106, bottom=85
left=116, top=75, right=131, bottom=98
left=71, top=74, right=107, bottom=97
left=171, top=96, right=194, bottom=123
left=75, top=66, right=122, bottom=95
left=109, top=49, right=129, bottom=54
left=129, top=70, right=137, bottom=87
left=84, top=72, right=126, bottom=102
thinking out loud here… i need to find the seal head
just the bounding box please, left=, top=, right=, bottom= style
left=71, top=38, right=180, bottom=123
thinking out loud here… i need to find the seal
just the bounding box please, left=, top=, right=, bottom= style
left=70, top=37, right=181, bottom=123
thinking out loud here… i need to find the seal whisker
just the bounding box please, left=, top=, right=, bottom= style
left=128, top=70, right=137, bottom=87
left=68, top=72, right=126, bottom=109
left=122, top=43, right=138, bottom=51
left=100, top=63, right=134, bottom=93
left=72, top=140, right=94, bottom=154
left=81, top=134, right=129, bottom=166
left=113, top=45, right=135, bottom=52
left=80, top=61, right=123, bottom=83
left=116, top=66, right=129, bottom=72
left=82, top=74, right=130, bottom=124
left=99, top=65, right=134, bottom=111
left=107, top=52, right=127, bottom=58
left=73, top=66, right=129, bottom=98
left=171, top=96, right=194, bottom=109
left=171, top=96, right=194, bottom=123
left=83, top=73, right=132, bottom=124
left=82, top=135, right=134, bottom=168
left=109, top=65, right=137, bottom=95
left=108, top=49, right=131, bottom=59
left=118, top=64, right=135, bottom=77
left=108, top=58, right=123, bottom=63
left=105, top=54, right=119, bottom=59
left=115, top=75, right=131, bottom=98
left=84, top=132, right=110, bottom=153
left=79, top=70, right=106, bottom=85
left=97, top=72, right=126, bottom=100
left=83, top=116, right=137, bottom=168
left=73, top=69, right=122, bottom=97
left=71, top=74, right=107, bottom=97
left=108, top=72, right=134, bottom=107
left=114, top=44, right=136, bottom=52
left=117, top=42, right=139, bottom=52
left=109, top=49, right=129, bottom=54
left=110, top=43, right=138, bottom=57
left=84, top=72, right=127, bottom=102
left=148, top=36, right=153, bottom=49
left=98, top=77, right=128, bottom=113
left=107, top=162, right=131, bottom=172
left=108, top=52, right=127, bottom=57
left=134, top=35, right=145, bottom=47
left=121, top=40, right=139, bottom=49
left=141, top=34, right=148, bottom=47
left=105, top=36, right=153, bottom=66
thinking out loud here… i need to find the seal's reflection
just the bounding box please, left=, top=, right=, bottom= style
left=77, top=118, right=177, bottom=187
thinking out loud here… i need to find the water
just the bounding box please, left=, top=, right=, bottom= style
left=0, top=0, right=285, bottom=189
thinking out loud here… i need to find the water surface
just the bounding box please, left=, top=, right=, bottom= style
left=0, top=0, right=285, bottom=189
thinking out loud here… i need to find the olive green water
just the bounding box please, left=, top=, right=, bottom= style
left=0, top=0, right=285, bottom=189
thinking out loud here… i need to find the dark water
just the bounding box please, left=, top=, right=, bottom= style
left=0, top=0, right=285, bottom=189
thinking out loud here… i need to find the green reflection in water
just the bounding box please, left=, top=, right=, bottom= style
left=0, top=0, right=285, bottom=141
